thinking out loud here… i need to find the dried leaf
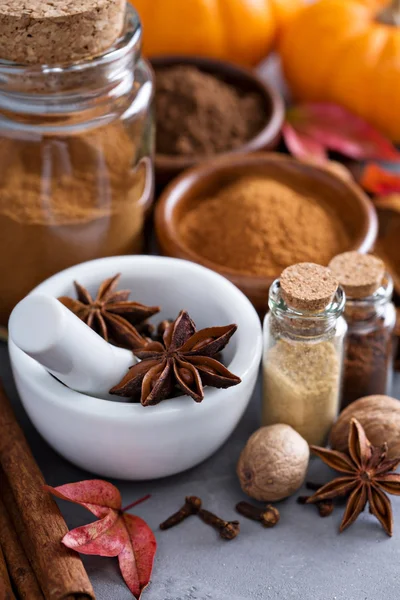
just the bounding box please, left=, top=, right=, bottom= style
left=360, top=164, right=400, bottom=195
left=282, top=122, right=328, bottom=163
left=286, top=103, right=400, bottom=161
left=45, top=480, right=156, bottom=599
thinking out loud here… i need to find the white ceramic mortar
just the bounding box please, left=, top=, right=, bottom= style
left=9, top=256, right=262, bottom=480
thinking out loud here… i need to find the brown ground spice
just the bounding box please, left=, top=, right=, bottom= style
left=342, top=327, right=394, bottom=409
left=328, top=251, right=395, bottom=405
left=155, top=66, right=266, bottom=156
left=0, top=124, right=150, bottom=325
left=179, top=176, right=350, bottom=276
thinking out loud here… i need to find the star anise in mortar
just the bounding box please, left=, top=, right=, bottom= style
left=307, top=418, right=400, bottom=536
left=110, top=310, right=241, bottom=405
left=59, top=274, right=160, bottom=350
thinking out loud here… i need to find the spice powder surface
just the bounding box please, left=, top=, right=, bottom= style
left=0, top=125, right=148, bottom=324
left=263, top=339, right=341, bottom=446
left=155, top=66, right=266, bottom=156
left=179, top=176, right=350, bottom=276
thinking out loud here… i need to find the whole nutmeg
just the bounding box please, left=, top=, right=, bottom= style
left=330, top=395, right=400, bottom=458
left=237, top=424, right=309, bottom=502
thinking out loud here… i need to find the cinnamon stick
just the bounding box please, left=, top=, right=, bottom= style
left=0, top=490, right=44, bottom=599
left=0, top=542, right=16, bottom=600
left=0, top=381, right=95, bottom=600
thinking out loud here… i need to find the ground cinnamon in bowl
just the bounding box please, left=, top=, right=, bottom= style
left=178, top=176, right=350, bottom=277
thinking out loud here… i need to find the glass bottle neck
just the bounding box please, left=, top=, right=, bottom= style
left=268, top=279, right=346, bottom=338
left=0, top=5, right=143, bottom=135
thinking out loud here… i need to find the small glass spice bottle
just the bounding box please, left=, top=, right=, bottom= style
left=262, top=263, right=347, bottom=446
left=329, top=252, right=396, bottom=409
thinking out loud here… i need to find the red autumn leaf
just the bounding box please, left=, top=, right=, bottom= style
left=282, top=123, right=328, bottom=163
left=285, top=103, right=400, bottom=162
left=359, top=163, right=400, bottom=196
left=44, top=480, right=156, bottom=599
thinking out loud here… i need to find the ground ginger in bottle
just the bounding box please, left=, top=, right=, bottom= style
left=262, top=263, right=347, bottom=446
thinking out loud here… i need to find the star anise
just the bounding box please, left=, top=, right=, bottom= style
left=59, top=274, right=160, bottom=350
left=307, top=418, right=400, bottom=536
left=110, top=310, right=241, bottom=405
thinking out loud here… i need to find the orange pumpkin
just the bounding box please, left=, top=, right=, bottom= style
left=131, top=0, right=303, bottom=66
left=280, top=0, right=400, bottom=142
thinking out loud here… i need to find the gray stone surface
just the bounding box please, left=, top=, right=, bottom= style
left=2, top=341, right=400, bottom=600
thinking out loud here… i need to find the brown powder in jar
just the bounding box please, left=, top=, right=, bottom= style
left=328, top=252, right=395, bottom=407
left=342, top=327, right=394, bottom=408
left=155, top=66, right=267, bottom=156
left=0, top=124, right=150, bottom=324
left=179, top=176, right=350, bottom=276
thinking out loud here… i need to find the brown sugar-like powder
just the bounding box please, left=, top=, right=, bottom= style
left=155, top=66, right=267, bottom=156
left=0, top=125, right=149, bottom=324
left=179, top=176, right=350, bottom=276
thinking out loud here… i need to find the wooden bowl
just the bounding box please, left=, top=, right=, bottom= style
left=151, top=55, right=284, bottom=186
left=155, top=153, right=378, bottom=314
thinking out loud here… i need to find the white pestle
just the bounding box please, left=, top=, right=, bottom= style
left=9, top=294, right=136, bottom=399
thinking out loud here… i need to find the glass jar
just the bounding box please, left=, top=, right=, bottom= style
left=341, top=273, right=396, bottom=409
left=0, top=5, right=154, bottom=325
left=262, top=279, right=347, bottom=446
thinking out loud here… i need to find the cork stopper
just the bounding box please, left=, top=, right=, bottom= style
left=280, top=263, right=339, bottom=312
left=0, top=0, right=126, bottom=65
left=328, top=252, right=385, bottom=298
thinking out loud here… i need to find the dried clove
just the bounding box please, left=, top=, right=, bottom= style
left=236, top=501, right=280, bottom=527
left=317, top=500, right=334, bottom=517
left=306, top=481, right=325, bottom=491
left=198, top=508, right=240, bottom=540
left=159, top=496, right=202, bottom=530
left=297, top=496, right=309, bottom=505
left=297, top=495, right=334, bottom=517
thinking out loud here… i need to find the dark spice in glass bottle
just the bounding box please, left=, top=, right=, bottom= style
left=329, top=252, right=396, bottom=409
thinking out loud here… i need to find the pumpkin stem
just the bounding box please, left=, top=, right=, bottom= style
left=377, top=0, right=400, bottom=25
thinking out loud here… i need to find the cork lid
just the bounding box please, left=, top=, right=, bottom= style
left=280, top=263, right=339, bottom=312
left=328, top=252, right=385, bottom=298
left=0, top=0, right=126, bottom=65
